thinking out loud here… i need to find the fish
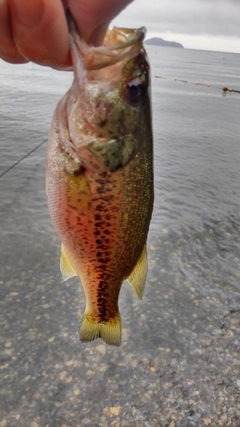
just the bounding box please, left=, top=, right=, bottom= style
left=46, top=15, right=154, bottom=346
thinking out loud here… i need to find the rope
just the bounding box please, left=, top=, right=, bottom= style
left=153, top=75, right=240, bottom=93
left=0, top=138, right=47, bottom=179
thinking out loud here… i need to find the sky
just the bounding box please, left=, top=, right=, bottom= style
left=112, top=0, right=240, bottom=53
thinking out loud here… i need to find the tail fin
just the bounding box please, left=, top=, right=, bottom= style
left=79, top=313, right=121, bottom=347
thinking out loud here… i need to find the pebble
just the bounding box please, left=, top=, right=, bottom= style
left=95, top=344, right=107, bottom=355
left=73, top=388, right=81, bottom=396
left=163, top=382, right=173, bottom=390
left=33, top=392, right=41, bottom=400
left=1, top=364, right=9, bottom=370
left=59, top=372, right=67, bottom=381
left=109, top=406, right=122, bottom=416
left=4, top=342, right=12, bottom=348
left=203, top=418, right=212, bottom=425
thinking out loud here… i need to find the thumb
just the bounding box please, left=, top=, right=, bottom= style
left=65, top=0, right=133, bottom=45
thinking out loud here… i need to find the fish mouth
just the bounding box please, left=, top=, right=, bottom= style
left=67, top=12, right=146, bottom=72
left=82, top=27, right=146, bottom=71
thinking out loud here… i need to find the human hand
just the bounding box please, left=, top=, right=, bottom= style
left=0, top=0, right=133, bottom=68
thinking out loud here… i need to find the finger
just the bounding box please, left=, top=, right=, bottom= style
left=67, top=0, right=134, bottom=45
left=9, top=0, right=71, bottom=67
left=0, top=0, right=27, bottom=63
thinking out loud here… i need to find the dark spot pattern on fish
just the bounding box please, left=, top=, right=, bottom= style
left=98, top=120, right=107, bottom=128
left=46, top=27, right=153, bottom=344
left=96, top=186, right=106, bottom=194
left=95, top=222, right=102, bottom=228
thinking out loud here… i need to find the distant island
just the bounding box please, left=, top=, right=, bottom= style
left=144, top=37, right=184, bottom=48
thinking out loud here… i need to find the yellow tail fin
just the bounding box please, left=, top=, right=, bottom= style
left=79, top=313, right=121, bottom=347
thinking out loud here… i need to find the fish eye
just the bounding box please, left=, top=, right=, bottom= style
left=125, top=77, right=146, bottom=105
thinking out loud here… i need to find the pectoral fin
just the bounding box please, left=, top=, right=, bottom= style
left=60, top=244, right=77, bottom=281
left=126, top=245, right=148, bottom=300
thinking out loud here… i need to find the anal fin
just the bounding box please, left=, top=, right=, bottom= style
left=80, top=312, right=121, bottom=347
left=60, top=243, right=77, bottom=281
left=126, top=245, right=148, bottom=300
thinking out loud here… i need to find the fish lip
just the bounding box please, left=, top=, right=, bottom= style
left=78, top=28, right=146, bottom=71
left=93, top=26, right=146, bottom=54
left=68, top=12, right=146, bottom=71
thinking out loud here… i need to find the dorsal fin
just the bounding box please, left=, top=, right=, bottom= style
left=60, top=243, right=77, bottom=281
left=126, top=245, right=148, bottom=299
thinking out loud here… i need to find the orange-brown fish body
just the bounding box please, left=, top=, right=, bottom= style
left=47, top=20, right=153, bottom=346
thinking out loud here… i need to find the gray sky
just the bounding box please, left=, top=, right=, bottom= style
left=112, top=0, right=240, bottom=53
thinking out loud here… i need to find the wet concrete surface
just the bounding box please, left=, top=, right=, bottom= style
left=1, top=142, right=240, bottom=427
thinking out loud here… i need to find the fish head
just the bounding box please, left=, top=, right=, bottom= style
left=67, top=25, right=152, bottom=172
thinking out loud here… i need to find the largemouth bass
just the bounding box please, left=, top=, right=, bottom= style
left=46, top=16, right=153, bottom=346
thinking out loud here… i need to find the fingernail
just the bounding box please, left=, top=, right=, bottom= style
left=12, top=0, right=44, bottom=27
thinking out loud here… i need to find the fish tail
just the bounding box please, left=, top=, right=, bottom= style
left=79, top=312, right=121, bottom=347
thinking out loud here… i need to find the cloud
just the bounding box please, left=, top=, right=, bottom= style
left=113, top=0, right=240, bottom=38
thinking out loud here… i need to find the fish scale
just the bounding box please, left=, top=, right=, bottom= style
left=47, top=16, right=153, bottom=346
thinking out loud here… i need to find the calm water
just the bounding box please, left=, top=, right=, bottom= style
left=1, top=46, right=240, bottom=424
